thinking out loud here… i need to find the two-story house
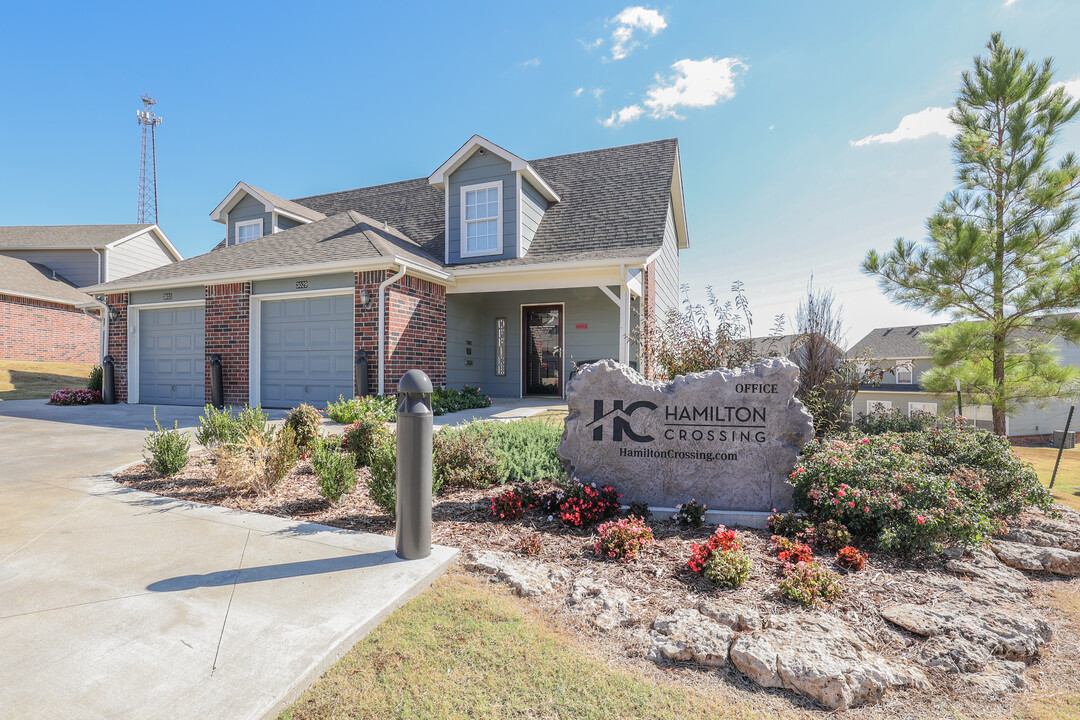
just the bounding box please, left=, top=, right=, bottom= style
left=849, top=319, right=1080, bottom=443
left=83, top=136, right=687, bottom=408
left=0, top=224, right=180, bottom=364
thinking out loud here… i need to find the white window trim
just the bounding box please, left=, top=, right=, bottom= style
left=235, top=218, right=264, bottom=245
left=867, top=400, right=893, bottom=414
left=459, top=181, right=503, bottom=258
left=895, top=360, right=913, bottom=384
left=908, top=402, right=938, bottom=416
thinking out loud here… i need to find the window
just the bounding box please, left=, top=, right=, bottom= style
left=909, top=402, right=937, bottom=416
left=867, top=400, right=892, bottom=414
left=235, top=218, right=263, bottom=244
left=895, top=361, right=913, bottom=384
left=460, top=182, right=502, bottom=257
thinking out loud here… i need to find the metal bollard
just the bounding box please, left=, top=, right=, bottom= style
left=102, top=355, right=116, bottom=405
left=209, top=353, right=224, bottom=408
left=355, top=349, right=370, bottom=397
left=395, top=369, right=433, bottom=560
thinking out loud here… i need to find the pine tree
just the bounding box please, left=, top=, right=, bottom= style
left=863, top=33, right=1080, bottom=435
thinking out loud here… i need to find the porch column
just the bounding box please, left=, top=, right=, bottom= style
left=598, top=283, right=631, bottom=366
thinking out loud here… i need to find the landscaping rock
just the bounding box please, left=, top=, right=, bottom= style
left=990, top=539, right=1080, bottom=576
left=462, top=551, right=563, bottom=597
left=945, top=548, right=1029, bottom=597
left=568, top=578, right=640, bottom=630
left=999, top=508, right=1080, bottom=552
left=917, top=637, right=992, bottom=674
left=559, top=358, right=814, bottom=512
left=728, top=612, right=928, bottom=710
left=648, top=609, right=735, bottom=667
left=881, top=603, right=1052, bottom=660
left=696, top=600, right=764, bottom=631
left=961, top=660, right=1028, bottom=694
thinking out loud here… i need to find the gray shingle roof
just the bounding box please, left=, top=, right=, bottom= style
left=0, top=224, right=153, bottom=249
left=245, top=184, right=326, bottom=222
left=0, top=255, right=95, bottom=305
left=847, top=324, right=948, bottom=359
left=83, top=212, right=443, bottom=292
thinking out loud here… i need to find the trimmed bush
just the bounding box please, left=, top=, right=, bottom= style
left=326, top=395, right=396, bottom=424
left=432, top=385, right=492, bottom=415
left=434, top=424, right=502, bottom=489
left=310, top=436, right=356, bottom=503
left=196, top=405, right=238, bottom=448
left=366, top=434, right=399, bottom=514
left=854, top=407, right=940, bottom=435
left=236, top=405, right=271, bottom=442
left=791, top=418, right=1053, bottom=553
left=594, top=516, right=655, bottom=563
left=778, top=561, right=843, bottom=607
left=285, top=404, right=322, bottom=451
left=486, top=419, right=565, bottom=484
left=341, top=415, right=392, bottom=467
left=143, top=409, right=189, bottom=477
left=703, top=547, right=752, bottom=588
left=86, top=364, right=103, bottom=392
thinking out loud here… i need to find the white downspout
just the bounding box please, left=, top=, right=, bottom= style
left=378, top=264, right=408, bottom=395
left=90, top=247, right=106, bottom=362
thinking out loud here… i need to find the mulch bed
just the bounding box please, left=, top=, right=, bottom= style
left=115, top=452, right=1080, bottom=719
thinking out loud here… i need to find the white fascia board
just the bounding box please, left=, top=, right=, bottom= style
left=451, top=256, right=649, bottom=278
left=210, top=182, right=264, bottom=223
left=428, top=136, right=559, bottom=202
left=83, top=256, right=451, bottom=294
left=0, top=289, right=96, bottom=308
left=105, top=224, right=184, bottom=262
left=519, top=167, right=560, bottom=203
left=448, top=258, right=650, bottom=295
left=670, top=147, right=690, bottom=250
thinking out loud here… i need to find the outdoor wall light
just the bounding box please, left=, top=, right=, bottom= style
left=108, top=307, right=122, bottom=322
left=357, top=290, right=371, bottom=307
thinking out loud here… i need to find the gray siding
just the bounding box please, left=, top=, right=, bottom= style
left=277, top=216, right=302, bottom=232
left=131, top=286, right=204, bottom=305
left=651, top=203, right=680, bottom=316
left=252, top=272, right=354, bottom=295
left=875, top=357, right=933, bottom=385
left=447, top=151, right=517, bottom=263
left=107, top=230, right=175, bottom=281
left=519, top=179, right=547, bottom=256
left=445, top=287, right=620, bottom=397
left=0, top=248, right=101, bottom=288
left=227, top=194, right=272, bottom=246
left=1008, top=338, right=1080, bottom=435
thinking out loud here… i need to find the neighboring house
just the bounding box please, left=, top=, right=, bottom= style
left=83, top=135, right=688, bottom=409
left=0, top=224, right=181, bottom=364
left=751, top=333, right=844, bottom=366
left=848, top=319, right=1080, bottom=443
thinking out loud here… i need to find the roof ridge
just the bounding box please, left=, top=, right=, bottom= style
left=529, top=137, right=678, bottom=164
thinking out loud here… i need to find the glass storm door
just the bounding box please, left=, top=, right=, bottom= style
left=523, top=305, right=562, bottom=396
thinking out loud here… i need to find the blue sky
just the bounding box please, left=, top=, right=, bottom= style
left=2, top=1, right=1080, bottom=346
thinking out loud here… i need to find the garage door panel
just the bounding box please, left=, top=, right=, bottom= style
left=260, top=295, right=352, bottom=409
left=138, top=306, right=205, bottom=407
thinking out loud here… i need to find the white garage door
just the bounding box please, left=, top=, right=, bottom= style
left=138, top=306, right=205, bottom=406
left=259, top=294, right=353, bottom=409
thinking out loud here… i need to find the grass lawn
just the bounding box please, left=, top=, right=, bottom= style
left=0, top=360, right=95, bottom=401
left=279, top=571, right=763, bottom=720
left=1012, top=446, right=1080, bottom=512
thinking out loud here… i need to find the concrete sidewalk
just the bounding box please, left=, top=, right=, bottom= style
left=0, top=400, right=456, bottom=719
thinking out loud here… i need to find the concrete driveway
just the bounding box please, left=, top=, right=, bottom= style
left=0, top=400, right=456, bottom=719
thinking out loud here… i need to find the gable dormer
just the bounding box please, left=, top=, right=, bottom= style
left=210, top=181, right=326, bottom=247
left=428, top=135, right=559, bottom=264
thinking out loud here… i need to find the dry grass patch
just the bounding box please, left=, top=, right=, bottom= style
left=1012, top=447, right=1080, bottom=512
left=0, top=361, right=95, bottom=400
left=279, top=570, right=764, bottom=720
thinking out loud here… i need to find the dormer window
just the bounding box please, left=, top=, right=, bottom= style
left=236, top=218, right=263, bottom=244
left=896, top=361, right=913, bottom=384
left=461, top=182, right=502, bottom=257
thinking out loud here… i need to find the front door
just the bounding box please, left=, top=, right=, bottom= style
left=522, top=305, right=562, bottom=396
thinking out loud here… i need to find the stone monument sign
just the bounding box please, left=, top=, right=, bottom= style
left=559, top=358, right=814, bottom=513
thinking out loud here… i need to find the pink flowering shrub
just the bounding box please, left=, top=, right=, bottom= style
left=791, top=418, right=1052, bottom=553
left=48, top=389, right=103, bottom=405
left=593, top=516, right=654, bottom=563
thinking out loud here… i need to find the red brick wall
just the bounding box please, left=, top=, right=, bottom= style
left=1010, top=432, right=1078, bottom=447
left=105, top=293, right=129, bottom=402
left=0, top=294, right=100, bottom=363
left=385, top=273, right=446, bottom=394
left=355, top=271, right=387, bottom=395
left=205, top=282, right=250, bottom=407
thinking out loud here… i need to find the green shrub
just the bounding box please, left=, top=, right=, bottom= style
left=703, top=547, right=752, bottom=588
left=626, top=501, right=652, bottom=520
left=778, top=561, right=843, bottom=607
left=431, top=385, right=492, bottom=415
left=236, top=405, right=271, bottom=442
left=285, top=403, right=323, bottom=450
left=143, top=409, right=190, bottom=477
left=674, top=499, right=707, bottom=528
left=196, top=405, right=238, bottom=448
left=341, top=415, right=392, bottom=466
left=310, top=436, right=357, bottom=503
left=766, top=510, right=812, bottom=539
left=434, top=424, right=502, bottom=488
left=326, top=394, right=397, bottom=424
left=86, top=364, right=103, bottom=392
left=486, top=419, right=565, bottom=484
left=593, top=516, right=655, bottom=563
left=801, top=519, right=853, bottom=553
left=854, top=407, right=940, bottom=435
left=367, top=435, right=399, bottom=514
left=791, top=418, right=1053, bottom=553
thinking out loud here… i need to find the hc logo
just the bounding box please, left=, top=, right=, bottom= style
left=587, top=399, right=657, bottom=442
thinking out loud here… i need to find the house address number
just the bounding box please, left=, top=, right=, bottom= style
left=295, top=281, right=308, bottom=289
left=162, top=292, right=173, bottom=301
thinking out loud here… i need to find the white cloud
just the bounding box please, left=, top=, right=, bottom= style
left=600, top=105, right=644, bottom=128
left=850, top=107, right=956, bottom=147
left=592, top=87, right=604, bottom=101
left=522, top=58, right=541, bottom=68
left=573, top=87, right=584, bottom=97
left=579, top=37, right=604, bottom=51
left=1003, top=0, right=1021, bottom=6
left=1051, top=77, right=1080, bottom=99
left=643, top=57, right=746, bottom=119
left=608, top=6, right=667, bottom=61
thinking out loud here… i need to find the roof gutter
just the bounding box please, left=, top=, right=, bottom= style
left=450, top=256, right=651, bottom=278
left=378, top=264, right=408, bottom=396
